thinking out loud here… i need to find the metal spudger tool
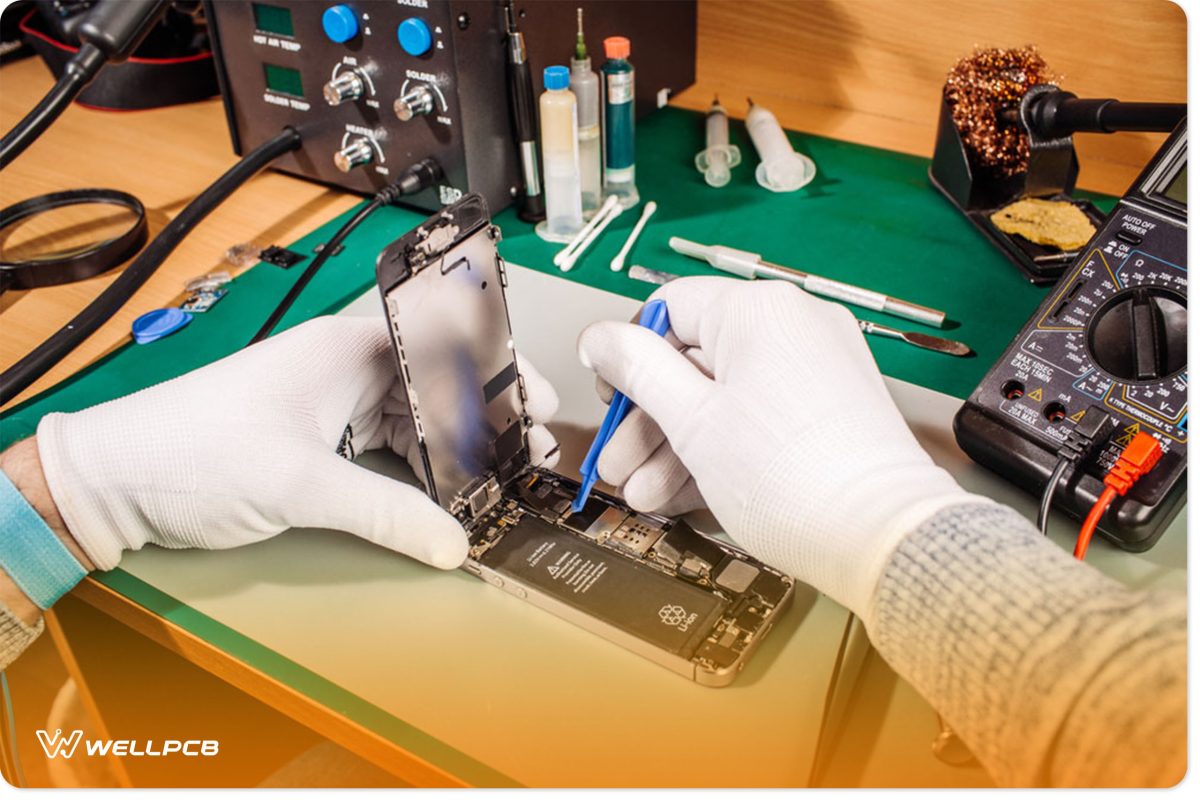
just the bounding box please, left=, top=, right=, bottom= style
left=859, top=320, right=972, bottom=357
left=572, top=299, right=671, bottom=512
left=504, top=0, right=544, bottom=223
left=669, top=237, right=947, bottom=328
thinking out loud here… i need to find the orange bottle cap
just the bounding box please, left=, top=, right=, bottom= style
left=604, top=36, right=630, bottom=59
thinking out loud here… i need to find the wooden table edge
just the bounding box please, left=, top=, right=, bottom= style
left=68, top=575, right=472, bottom=788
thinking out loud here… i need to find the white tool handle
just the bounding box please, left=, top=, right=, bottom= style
left=610, top=201, right=657, bottom=272
left=668, top=237, right=761, bottom=279
left=801, top=274, right=887, bottom=311
left=561, top=201, right=622, bottom=272
left=554, top=195, right=619, bottom=267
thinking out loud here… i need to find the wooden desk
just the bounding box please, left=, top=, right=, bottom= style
left=0, top=56, right=360, bottom=408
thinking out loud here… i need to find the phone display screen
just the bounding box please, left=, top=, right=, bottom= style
left=382, top=226, right=527, bottom=509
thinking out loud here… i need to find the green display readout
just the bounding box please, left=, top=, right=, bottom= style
left=1162, top=164, right=1187, bottom=207
left=263, top=63, right=304, bottom=98
left=252, top=3, right=295, bottom=37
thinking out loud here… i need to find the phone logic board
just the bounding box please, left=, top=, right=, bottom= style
left=464, top=471, right=794, bottom=685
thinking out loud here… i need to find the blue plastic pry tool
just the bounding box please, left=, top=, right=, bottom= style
left=571, top=299, right=671, bottom=513
left=131, top=307, right=191, bottom=344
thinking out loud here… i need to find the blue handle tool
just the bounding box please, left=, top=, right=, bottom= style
left=571, top=299, right=671, bottom=513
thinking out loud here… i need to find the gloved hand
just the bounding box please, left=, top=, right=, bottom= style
left=35, top=316, right=560, bottom=572
left=577, top=277, right=984, bottom=618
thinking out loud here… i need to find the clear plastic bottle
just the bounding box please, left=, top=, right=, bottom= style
left=536, top=65, right=584, bottom=242
left=601, top=36, right=638, bottom=208
left=570, top=11, right=602, bottom=217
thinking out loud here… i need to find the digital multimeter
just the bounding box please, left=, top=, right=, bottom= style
left=955, top=121, right=1187, bottom=551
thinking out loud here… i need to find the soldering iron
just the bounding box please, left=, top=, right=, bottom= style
left=0, top=0, right=170, bottom=169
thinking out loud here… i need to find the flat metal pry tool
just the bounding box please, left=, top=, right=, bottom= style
left=859, top=319, right=972, bottom=356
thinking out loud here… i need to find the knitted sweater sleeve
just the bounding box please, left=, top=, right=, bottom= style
left=866, top=503, right=1186, bottom=787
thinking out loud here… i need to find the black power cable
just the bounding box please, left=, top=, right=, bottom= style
left=0, top=45, right=105, bottom=170
left=1037, top=405, right=1117, bottom=535
left=1037, top=457, right=1073, bottom=536
left=246, top=158, right=443, bottom=347
left=0, top=0, right=169, bottom=169
left=0, top=127, right=302, bottom=406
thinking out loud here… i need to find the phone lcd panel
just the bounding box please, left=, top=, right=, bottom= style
left=381, top=225, right=526, bottom=510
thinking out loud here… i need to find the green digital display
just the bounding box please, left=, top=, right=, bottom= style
left=263, top=63, right=304, bottom=98
left=1162, top=164, right=1187, bottom=207
left=252, top=3, right=294, bottom=37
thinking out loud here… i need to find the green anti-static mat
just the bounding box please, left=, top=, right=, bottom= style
left=1, top=106, right=1114, bottom=448
left=0, top=106, right=1115, bottom=783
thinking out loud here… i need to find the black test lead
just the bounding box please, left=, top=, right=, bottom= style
left=504, top=0, right=545, bottom=223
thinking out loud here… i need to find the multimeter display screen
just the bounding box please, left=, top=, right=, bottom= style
left=1161, top=164, right=1187, bottom=206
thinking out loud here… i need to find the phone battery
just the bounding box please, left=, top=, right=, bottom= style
left=477, top=517, right=726, bottom=658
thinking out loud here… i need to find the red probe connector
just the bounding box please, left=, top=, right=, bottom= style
left=1074, top=432, right=1164, bottom=559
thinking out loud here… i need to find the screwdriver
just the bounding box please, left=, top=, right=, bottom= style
left=669, top=237, right=946, bottom=328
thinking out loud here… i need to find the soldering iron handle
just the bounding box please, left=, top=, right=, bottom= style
left=1023, top=91, right=1186, bottom=137
left=508, top=58, right=538, bottom=147
left=505, top=20, right=544, bottom=221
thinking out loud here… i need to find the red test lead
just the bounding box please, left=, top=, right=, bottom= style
left=1075, top=432, right=1164, bottom=560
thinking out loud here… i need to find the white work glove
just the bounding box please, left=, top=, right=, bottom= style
left=577, top=277, right=984, bottom=618
left=36, top=316, right=560, bottom=572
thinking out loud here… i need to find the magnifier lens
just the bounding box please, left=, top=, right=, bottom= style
left=0, top=202, right=142, bottom=265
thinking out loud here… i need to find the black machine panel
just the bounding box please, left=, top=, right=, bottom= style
left=204, top=0, right=696, bottom=212
left=955, top=122, right=1187, bottom=551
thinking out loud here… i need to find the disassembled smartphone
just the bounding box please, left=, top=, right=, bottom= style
left=375, top=194, right=794, bottom=686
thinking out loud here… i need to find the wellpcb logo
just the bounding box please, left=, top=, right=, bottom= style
left=36, top=729, right=219, bottom=759
left=35, top=729, right=82, bottom=759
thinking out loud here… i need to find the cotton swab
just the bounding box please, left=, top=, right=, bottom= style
left=559, top=200, right=622, bottom=272
left=553, top=195, right=619, bottom=267
left=609, top=201, right=657, bottom=272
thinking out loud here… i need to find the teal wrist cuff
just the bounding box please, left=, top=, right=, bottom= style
left=0, top=470, right=86, bottom=609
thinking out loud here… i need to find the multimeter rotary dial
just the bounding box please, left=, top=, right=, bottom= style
left=1014, top=243, right=1188, bottom=446
left=1088, top=287, right=1186, bottom=381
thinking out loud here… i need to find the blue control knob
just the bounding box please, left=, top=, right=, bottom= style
left=397, top=17, right=432, bottom=57
left=322, top=5, right=359, bottom=43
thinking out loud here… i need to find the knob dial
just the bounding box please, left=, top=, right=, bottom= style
left=393, top=85, right=435, bottom=121
left=1087, top=287, right=1187, bottom=381
left=333, top=138, right=374, bottom=172
left=323, top=70, right=365, bottom=106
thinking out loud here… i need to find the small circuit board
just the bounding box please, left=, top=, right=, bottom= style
left=465, top=470, right=794, bottom=678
